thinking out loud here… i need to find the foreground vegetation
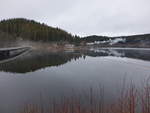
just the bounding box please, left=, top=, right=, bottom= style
left=20, top=80, right=150, bottom=113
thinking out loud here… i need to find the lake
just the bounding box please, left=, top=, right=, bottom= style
left=0, top=48, right=150, bottom=113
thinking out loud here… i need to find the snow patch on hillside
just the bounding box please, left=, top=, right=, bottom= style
left=86, top=38, right=126, bottom=45
left=109, top=38, right=126, bottom=45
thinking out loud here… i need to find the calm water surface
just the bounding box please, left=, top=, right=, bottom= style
left=0, top=48, right=150, bottom=113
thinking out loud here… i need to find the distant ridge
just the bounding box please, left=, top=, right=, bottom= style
left=0, top=18, right=150, bottom=47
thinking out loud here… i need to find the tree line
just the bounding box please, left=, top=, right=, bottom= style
left=0, top=18, right=149, bottom=44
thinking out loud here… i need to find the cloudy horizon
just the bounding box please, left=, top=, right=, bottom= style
left=0, top=0, right=150, bottom=37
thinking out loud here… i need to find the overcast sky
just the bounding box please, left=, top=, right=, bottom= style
left=0, top=0, right=150, bottom=36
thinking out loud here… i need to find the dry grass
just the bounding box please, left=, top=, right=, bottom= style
left=20, top=81, right=150, bottom=113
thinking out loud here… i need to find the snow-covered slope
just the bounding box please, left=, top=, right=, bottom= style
left=87, top=38, right=126, bottom=45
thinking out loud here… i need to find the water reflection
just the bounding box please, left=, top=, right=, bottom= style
left=0, top=48, right=150, bottom=73
left=0, top=50, right=82, bottom=73
left=0, top=48, right=150, bottom=113
left=84, top=48, right=150, bottom=61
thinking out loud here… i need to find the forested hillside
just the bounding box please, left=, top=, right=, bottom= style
left=0, top=18, right=80, bottom=42
left=0, top=18, right=150, bottom=48
left=82, top=34, right=150, bottom=42
left=82, top=34, right=150, bottom=47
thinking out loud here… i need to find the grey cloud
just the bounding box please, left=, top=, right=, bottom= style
left=0, top=0, right=150, bottom=36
